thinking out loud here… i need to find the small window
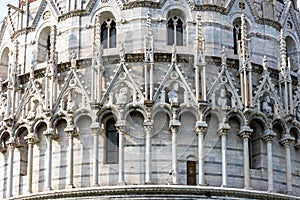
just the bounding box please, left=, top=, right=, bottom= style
left=105, top=118, right=119, bottom=164
left=101, top=19, right=116, bottom=49
left=167, top=16, right=184, bottom=46
left=233, top=19, right=241, bottom=55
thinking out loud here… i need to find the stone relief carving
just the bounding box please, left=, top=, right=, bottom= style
left=168, top=83, right=179, bottom=104
left=262, top=95, right=273, bottom=117
left=43, top=11, right=51, bottom=20
left=115, top=87, right=128, bottom=105
left=217, top=89, right=227, bottom=107
left=27, top=98, right=38, bottom=120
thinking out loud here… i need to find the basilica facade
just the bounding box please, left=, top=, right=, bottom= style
left=0, top=0, right=300, bottom=199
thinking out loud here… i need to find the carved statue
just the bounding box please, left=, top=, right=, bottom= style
left=70, top=51, right=77, bottom=68
left=27, top=99, right=37, bottom=120
left=168, top=83, right=179, bottom=104
left=217, top=89, right=227, bottom=107
left=171, top=44, right=177, bottom=63
left=262, top=96, right=273, bottom=117
left=296, top=104, right=300, bottom=121
left=66, top=93, right=75, bottom=112
left=115, top=87, right=128, bottom=105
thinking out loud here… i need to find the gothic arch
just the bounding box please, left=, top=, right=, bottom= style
left=227, top=110, right=246, bottom=127
left=74, top=114, right=92, bottom=126
left=0, top=47, right=9, bottom=79
left=36, top=26, right=51, bottom=64
left=152, top=106, right=172, bottom=121
left=91, top=7, right=122, bottom=24
left=178, top=106, right=200, bottom=122
left=98, top=109, right=119, bottom=124
left=203, top=107, right=224, bottom=125
left=33, top=120, right=49, bottom=134
left=124, top=107, right=146, bottom=122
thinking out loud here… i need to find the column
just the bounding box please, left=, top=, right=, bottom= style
left=7, top=139, right=15, bottom=198
left=262, top=130, right=276, bottom=192
left=144, top=122, right=153, bottom=184
left=218, top=124, right=230, bottom=187
left=239, top=126, right=253, bottom=189
left=90, top=123, right=100, bottom=186
left=64, top=125, right=77, bottom=188
left=116, top=121, right=126, bottom=184
left=280, top=134, right=294, bottom=194
left=43, top=128, right=55, bottom=191
left=24, top=134, right=36, bottom=194
left=170, top=120, right=180, bottom=184
left=195, top=121, right=208, bottom=185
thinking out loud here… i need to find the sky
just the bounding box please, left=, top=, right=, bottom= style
left=0, top=0, right=300, bottom=22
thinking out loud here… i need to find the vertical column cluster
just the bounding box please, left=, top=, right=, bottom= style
left=218, top=124, right=230, bottom=187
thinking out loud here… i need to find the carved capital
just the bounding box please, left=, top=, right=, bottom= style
left=169, top=120, right=181, bottom=133
left=238, top=126, right=253, bottom=139
left=7, top=139, right=15, bottom=150
left=262, top=129, right=276, bottom=142
left=24, top=133, right=39, bottom=144
left=143, top=121, right=154, bottom=133
left=218, top=123, right=230, bottom=137
left=64, top=125, right=78, bottom=138
left=194, top=120, right=208, bottom=135
left=90, top=122, right=101, bottom=135
left=279, top=134, right=295, bottom=147
left=43, top=128, right=57, bottom=140
left=116, top=120, right=127, bottom=133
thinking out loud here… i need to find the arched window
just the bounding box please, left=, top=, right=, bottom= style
left=101, top=19, right=116, bottom=49
left=37, top=27, right=51, bottom=64
left=249, top=120, right=264, bottom=169
left=0, top=47, right=9, bottom=80
left=16, top=128, right=28, bottom=176
left=105, top=118, right=118, bottom=164
left=233, top=18, right=241, bottom=55
left=167, top=16, right=184, bottom=46
left=286, top=36, right=297, bottom=72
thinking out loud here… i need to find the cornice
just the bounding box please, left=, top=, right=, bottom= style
left=10, top=185, right=300, bottom=200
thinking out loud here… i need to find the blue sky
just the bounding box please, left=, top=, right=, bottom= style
left=0, top=0, right=300, bottom=22
left=0, top=0, right=19, bottom=22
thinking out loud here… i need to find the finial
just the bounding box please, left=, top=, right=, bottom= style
left=221, top=46, right=227, bottom=66
left=120, top=43, right=125, bottom=62
left=70, top=51, right=77, bottom=69
left=171, top=44, right=177, bottom=64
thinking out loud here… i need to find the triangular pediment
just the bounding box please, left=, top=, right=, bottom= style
left=207, top=64, right=243, bottom=110
left=280, top=6, right=300, bottom=40
left=253, top=69, right=284, bottom=118
left=226, top=0, right=260, bottom=21
left=31, top=0, right=58, bottom=28
left=100, top=62, right=144, bottom=107
left=53, top=69, right=91, bottom=113
left=15, top=77, right=46, bottom=121
left=153, top=63, right=196, bottom=107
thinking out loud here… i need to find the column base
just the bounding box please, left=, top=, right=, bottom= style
left=267, top=189, right=274, bottom=193
left=198, top=183, right=207, bottom=186
left=66, top=184, right=75, bottom=189
left=92, top=184, right=100, bottom=187
left=118, top=181, right=126, bottom=186
left=221, top=184, right=227, bottom=187
left=244, top=187, right=252, bottom=190
left=145, top=181, right=152, bottom=185
left=286, top=191, right=293, bottom=195
left=44, top=187, right=53, bottom=191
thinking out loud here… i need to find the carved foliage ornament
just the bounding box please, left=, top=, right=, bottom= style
left=43, top=11, right=51, bottom=20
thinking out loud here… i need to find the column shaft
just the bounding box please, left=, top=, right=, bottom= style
left=67, top=135, right=74, bottom=187
left=267, top=141, right=274, bottom=192
left=285, top=145, right=292, bottom=194
left=7, top=144, right=14, bottom=197
left=171, top=128, right=177, bottom=184
left=92, top=133, right=99, bottom=186
left=26, top=142, right=34, bottom=193
left=145, top=128, right=152, bottom=183
left=119, top=131, right=125, bottom=183
left=243, top=137, right=250, bottom=188
left=221, top=134, right=227, bottom=186
left=198, top=132, right=204, bottom=185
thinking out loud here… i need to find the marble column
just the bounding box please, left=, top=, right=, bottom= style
left=218, top=124, right=230, bottom=187
left=144, top=121, right=153, bottom=184
left=7, top=139, right=15, bottom=198
left=43, top=128, right=55, bottom=191
left=262, top=130, right=276, bottom=192
left=170, top=120, right=180, bottom=185
left=24, top=134, right=37, bottom=194
left=238, top=126, right=253, bottom=189
left=64, top=125, right=77, bottom=188
left=116, top=121, right=126, bottom=184
left=195, top=121, right=208, bottom=185
left=90, top=122, right=100, bottom=186
left=280, top=134, right=295, bottom=194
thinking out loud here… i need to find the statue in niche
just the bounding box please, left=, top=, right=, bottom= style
left=115, top=87, right=128, bottom=105
left=70, top=51, right=77, bottom=68
left=217, top=89, right=227, bottom=107
left=66, top=93, right=75, bottom=112
left=296, top=104, right=300, bottom=121
left=27, top=99, right=37, bottom=120
left=262, top=95, right=273, bottom=117
left=168, top=83, right=179, bottom=104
